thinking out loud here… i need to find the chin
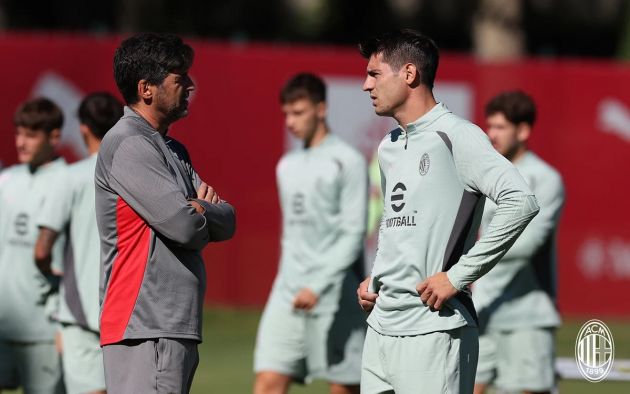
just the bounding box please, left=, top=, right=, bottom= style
left=17, top=155, right=30, bottom=164
left=374, top=108, right=391, bottom=117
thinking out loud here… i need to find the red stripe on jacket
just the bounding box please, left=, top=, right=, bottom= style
left=100, top=197, right=150, bottom=345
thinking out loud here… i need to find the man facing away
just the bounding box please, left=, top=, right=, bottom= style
left=0, top=98, right=67, bottom=394
left=35, top=92, right=124, bottom=394
left=473, top=91, right=565, bottom=394
left=94, top=33, right=236, bottom=393
left=356, top=29, right=540, bottom=394
left=254, top=73, right=368, bottom=394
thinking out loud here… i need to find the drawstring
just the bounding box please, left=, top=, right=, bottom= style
left=404, top=131, right=408, bottom=150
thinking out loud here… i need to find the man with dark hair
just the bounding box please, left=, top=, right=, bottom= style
left=95, top=33, right=236, bottom=393
left=0, top=97, right=67, bottom=394
left=473, top=91, right=564, bottom=394
left=253, top=73, right=367, bottom=394
left=356, top=29, right=540, bottom=393
left=35, top=92, right=123, bottom=394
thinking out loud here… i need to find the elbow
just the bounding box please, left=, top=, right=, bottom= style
left=208, top=204, right=236, bottom=242
left=157, top=211, right=210, bottom=250
left=177, top=226, right=210, bottom=249
left=526, top=194, right=541, bottom=217
left=33, top=247, right=52, bottom=274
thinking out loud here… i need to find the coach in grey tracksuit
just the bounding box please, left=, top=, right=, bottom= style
left=95, top=33, right=236, bottom=393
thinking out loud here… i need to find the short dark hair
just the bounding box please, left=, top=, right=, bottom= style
left=359, top=29, right=440, bottom=89
left=114, top=33, right=194, bottom=105
left=280, top=73, right=326, bottom=104
left=78, top=92, right=124, bottom=140
left=14, top=97, right=64, bottom=133
left=485, top=91, right=537, bottom=126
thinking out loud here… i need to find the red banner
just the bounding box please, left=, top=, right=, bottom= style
left=0, top=33, right=628, bottom=317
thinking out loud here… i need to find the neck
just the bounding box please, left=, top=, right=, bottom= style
left=28, top=156, right=55, bottom=173
left=130, top=104, right=169, bottom=135
left=509, top=146, right=528, bottom=163
left=86, top=136, right=101, bottom=155
left=395, top=88, right=437, bottom=130
left=304, top=123, right=329, bottom=149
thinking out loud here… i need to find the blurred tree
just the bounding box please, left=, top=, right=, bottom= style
left=0, top=0, right=627, bottom=59
left=473, top=0, right=525, bottom=60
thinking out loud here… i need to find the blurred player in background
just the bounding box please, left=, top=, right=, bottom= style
left=35, top=92, right=123, bottom=394
left=95, top=33, right=236, bottom=393
left=356, top=29, right=540, bottom=394
left=253, top=73, right=367, bottom=394
left=0, top=98, right=67, bottom=394
left=473, top=91, right=564, bottom=394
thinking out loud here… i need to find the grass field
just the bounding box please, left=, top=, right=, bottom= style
left=194, top=307, right=630, bottom=393
left=6, top=307, right=630, bottom=393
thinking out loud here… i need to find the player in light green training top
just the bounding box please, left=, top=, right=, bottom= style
left=36, top=92, right=123, bottom=394
left=0, top=98, right=67, bottom=394
left=356, top=30, right=540, bottom=394
left=473, top=91, right=564, bottom=394
left=254, top=73, right=368, bottom=394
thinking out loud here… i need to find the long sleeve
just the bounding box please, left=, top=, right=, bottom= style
left=192, top=199, right=236, bottom=242
left=108, top=135, right=211, bottom=250
left=446, top=124, right=540, bottom=291
left=501, top=169, right=564, bottom=261
left=167, top=138, right=236, bottom=242
left=308, top=154, right=368, bottom=296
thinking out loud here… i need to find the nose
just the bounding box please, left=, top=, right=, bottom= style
left=184, top=75, right=195, bottom=92
left=15, top=134, right=24, bottom=148
left=486, top=128, right=498, bottom=142
left=362, top=76, right=373, bottom=92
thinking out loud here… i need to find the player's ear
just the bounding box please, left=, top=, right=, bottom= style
left=138, top=79, right=153, bottom=102
left=48, top=128, right=61, bottom=148
left=79, top=123, right=91, bottom=139
left=516, top=122, right=531, bottom=143
left=402, top=63, right=419, bottom=86
left=316, top=101, right=327, bottom=120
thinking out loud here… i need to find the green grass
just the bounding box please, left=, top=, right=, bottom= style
left=5, top=308, right=630, bottom=393
left=194, top=307, right=630, bottom=393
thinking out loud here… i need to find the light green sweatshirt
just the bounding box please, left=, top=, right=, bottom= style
left=270, top=134, right=368, bottom=314
left=368, top=103, right=539, bottom=336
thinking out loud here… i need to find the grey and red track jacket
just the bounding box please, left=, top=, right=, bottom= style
left=95, top=107, right=235, bottom=346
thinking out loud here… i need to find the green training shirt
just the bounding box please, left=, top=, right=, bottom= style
left=473, top=151, right=564, bottom=331
left=367, top=103, right=539, bottom=336
left=0, top=158, right=67, bottom=342
left=38, top=154, right=101, bottom=333
left=270, top=134, right=367, bottom=314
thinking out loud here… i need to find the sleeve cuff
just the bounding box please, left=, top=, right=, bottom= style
left=446, top=269, right=468, bottom=292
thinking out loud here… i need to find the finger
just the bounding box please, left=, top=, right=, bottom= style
left=433, top=296, right=443, bottom=311
left=361, top=292, right=378, bottom=302
left=211, top=192, right=219, bottom=204
left=420, top=288, right=431, bottom=303
left=197, top=182, right=208, bottom=198
left=427, top=293, right=438, bottom=308
left=204, top=186, right=215, bottom=202
left=416, top=280, right=428, bottom=294
left=359, top=300, right=374, bottom=311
